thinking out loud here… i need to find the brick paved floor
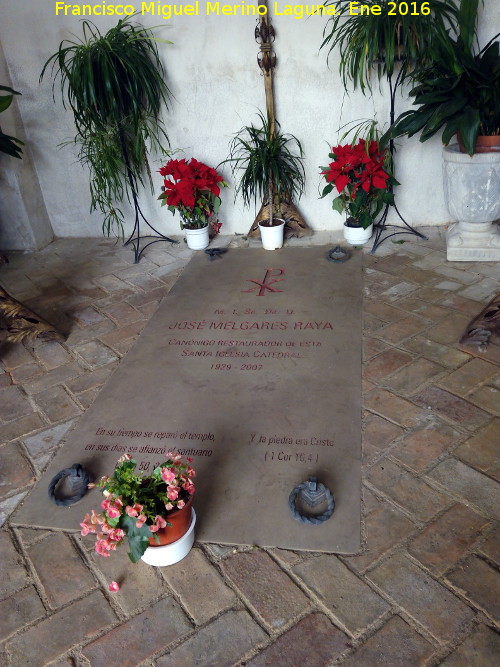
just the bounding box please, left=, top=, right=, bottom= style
left=0, top=229, right=499, bottom=666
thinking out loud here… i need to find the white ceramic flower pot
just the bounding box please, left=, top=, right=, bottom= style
left=185, top=226, right=209, bottom=250
left=343, top=222, right=373, bottom=246
left=443, top=145, right=500, bottom=261
left=259, top=219, right=285, bottom=250
left=141, top=510, right=196, bottom=567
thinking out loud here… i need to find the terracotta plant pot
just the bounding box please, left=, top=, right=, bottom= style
left=457, top=133, right=500, bottom=154
left=141, top=510, right=196, bottom=566
left=148, top=494, right=194, bottom=547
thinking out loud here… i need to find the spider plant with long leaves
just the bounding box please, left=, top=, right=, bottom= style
left=320, top=0, right=460, bottom=93
left=41, top=14, right=172, bottom=236
left=225, top=112, right=305, bottom=230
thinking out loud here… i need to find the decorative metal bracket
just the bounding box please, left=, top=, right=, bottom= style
left=205, top=248, right=228, bottom=260
left=370, top=68, right=428, bottom=253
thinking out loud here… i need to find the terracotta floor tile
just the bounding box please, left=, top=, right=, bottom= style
left=403, top=336, right=470, bottom=369
left=384, top=358, right=444, bottom=396
left=376, top=315, right=430, bottom=344
left=391, top=418, right=459, bottom=472
left=438, top=358, right=498, bottom=397
left=467, top=385, right=500, bottom=416
left=454, top=418, right=500, bottom=473
left=364, top=348, right=414, bottom=383
left=413, top=386, right=490, bottom=429
left=408, top=503, right=489, bottom=576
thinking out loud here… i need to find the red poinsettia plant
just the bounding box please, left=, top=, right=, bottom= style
left=320, top=139, right=398, bottom=229
left=158, top=157, right=228, bottom=232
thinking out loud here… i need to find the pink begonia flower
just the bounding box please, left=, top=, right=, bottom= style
left=161, top=467, right=176, bottom=483
left=136, top=514, right=147, bottom=528
left=80, top=522, right=91, bottom=536
left=177, top=500, right=185, bottom=510
left=187, top=467, right=196, bottom=477
left=101, top=499, right=111, bottom=511
left=165, top=502, right=173, bottom=511
left=109, top=581, right=120, bottom=592
left=155, top=515, right=167, bottom=529
left=108, top=528, right=125, bottom=542
left=95, top=540, right=112, bottom=557
left=182, top=481, right=195, bottom=494
left=107, top=507, right=121, bottom=519
left=167, top=486, right=179, bottom=501
left=125, top=502, right=143, bottom=517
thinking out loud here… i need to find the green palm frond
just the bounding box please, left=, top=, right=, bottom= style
left=321, top=0, right=460, bottom=92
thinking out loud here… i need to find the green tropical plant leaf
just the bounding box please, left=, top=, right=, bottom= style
left=121, top=514, right=153, bottom=563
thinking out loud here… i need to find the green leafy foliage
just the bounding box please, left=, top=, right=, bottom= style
left=120, top=514, right=154, bottom=563
left=0, top=85, right=23, bottom=159
left=224, top=112, right=305, bottom=226
left=41, top=14, right=172, bottom=235
left=321, top=0, right=460, bottom=92
left=382, top=4, right=499, bottom=155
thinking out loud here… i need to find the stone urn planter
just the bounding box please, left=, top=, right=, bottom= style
left=443, top=145, right=500, bottom=261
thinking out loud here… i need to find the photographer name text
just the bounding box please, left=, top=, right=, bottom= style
left=55, top=1, right=432, bottom=20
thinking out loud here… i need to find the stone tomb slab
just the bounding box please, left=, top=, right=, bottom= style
left=13, top=248, right=362, bottom=553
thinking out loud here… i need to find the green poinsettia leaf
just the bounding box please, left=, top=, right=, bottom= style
left=121, top=514, right=153, bottom=563
left=359, top=212, right=373, bottom=230
left=321, top=183, right=334, bottom=198
left=331, top=197, right=344, bottom=214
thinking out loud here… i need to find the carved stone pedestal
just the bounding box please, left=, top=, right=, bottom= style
left=443, top=145, right=500, bottom=262
left=447, top=221, right=500, bottom=262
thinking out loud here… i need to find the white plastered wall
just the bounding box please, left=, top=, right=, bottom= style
left=0, top=1, right=499, bottom=246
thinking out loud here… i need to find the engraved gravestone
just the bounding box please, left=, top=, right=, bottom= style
left=13, top=247, right=362, bottom=553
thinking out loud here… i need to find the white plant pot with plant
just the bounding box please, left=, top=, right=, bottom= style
left=320, top=127, right=398, bottom=246
left=80, top=453, right=196, bottom=575
left=224, top=112, right=305, bottom=251
left=158, top=157, right=227, bottom=250
left=141, top=509, right=196, bottom=566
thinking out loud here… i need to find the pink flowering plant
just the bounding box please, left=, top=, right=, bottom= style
left=80, top=454, right=195, bottom=563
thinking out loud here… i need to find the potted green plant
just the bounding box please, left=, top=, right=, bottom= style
left=381, top=1, right=500, bottom=261
left=0, top=85, right=23, bottom=158
left=381, top=22, right=500, bottom=154
left=225, top=112, right=305, bottom=250
left=320, top=132, right=398, bottom=245
left=158, top=157, right=227, bottom=249
left=41, top=15, right=172, bottom=238
left=81, top=454, right=196, bottom=567
left=320, top=0, right=459, bottom=92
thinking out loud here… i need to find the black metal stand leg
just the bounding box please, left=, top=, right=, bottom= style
left=123, top=199, right=179, bottom=264
left=370, top=69, right=429, bottom=254
left=119, top=131, right=179, bottom=264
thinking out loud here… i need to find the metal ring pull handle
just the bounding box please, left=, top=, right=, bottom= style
left=327, top=246, right=350, bottom=263
left=48, top=464, right=91, bottom=507
left=288, top=476, right=335, bottom=524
